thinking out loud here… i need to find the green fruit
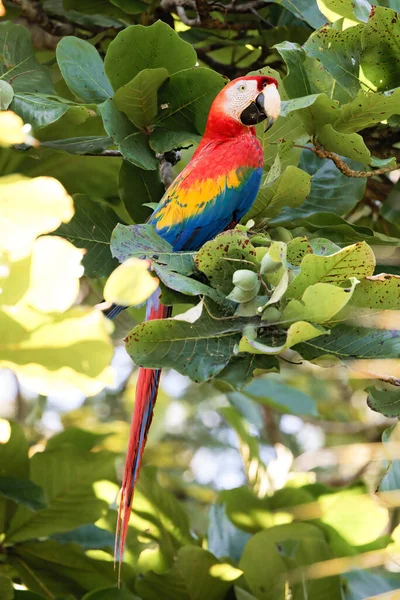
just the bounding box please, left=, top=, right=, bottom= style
left=261, top=306, right=282, bottom=322
left=232, top=269, right=259, bottom=291
left=0, top=80, right=14, bottom=110
left=271, top=227, right=293, bottom=243
left=227, top=282, right=261, bottom=303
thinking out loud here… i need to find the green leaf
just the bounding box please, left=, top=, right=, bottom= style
left=317, top=0, right=371, bottom=22
left=114, top=68, right=169, bottom=129
left=270, top=0, right=326, bottom=28
left=296, top=323, right=400, bottom=360
left=101, top=98, right=136, bottom=144
left=334, top=89, right=400, bottom=133
left=282, top=279, right=358, bottom=324
left=5, top=446, right=114, bottom=543
left=248, top=166, right=311, bottom=221
left=318, top=124, right=371, bottom=163
left=46, top=427, right=111, bottom=452
left=119, top=132, right=159, bottom=170
left=275, top=42, right=342, bottom=102
left=41, top=135, right=113, bottom=155
left=286, top=236, right=312, bottom=266
left=150, top=68, right=225, bottom=153
left=208, top=504, right=251, bottom=562
left=379, top=424, right=400, bottom=492
left=361, top=6, right=400, bottom=92
left=0, top=477, right=47, bottom=511
left=111, top=223, right=195, bottom=275
left=0, top=575, right=13, bottom=600
left=239, top=321, right=325, bottom=355
left=104, top=257, right=159, bottom=306
left=239, top=523, right=342, bottom=600
left=0, top=22, right=54, bottom=93
left=0, top=80, right=14, bottom=109
left=52, top=524, right=115, bottom=550
left=118, top=160, right=163, bottom=223
left=56, top=36, right=113, bottom=103
left=195, top=230, right=258, bottom=295
left=285, top=242, right=375, bottom=300
left=134, top=467, right=193, bottom=547
left=271, top=151, right=366, bottom=224
left=367, top=387, right=400, bottom=418
left=304, top=24, right=364, bottom=101
left=11, top=540, right=126, bottom=598
left=137, top=546, right=241, bottom=600
left=126, top=305, right=246, bottom=382
left=336, top=273, right=400, bottom=320
left=0, top=421, right=29, bottom=480
left=154, top=265, right=223, bottom=303
left=11, top=93, right=79, bottom=129
left=242, top=378, right=318, bottom=416
left=216, top=354, right=279, bottom=389
left=55, top=194, right=120, bottom=278
left=104, top=21, right=197, bottom=90
left=83, top=589, right=137, bottom=600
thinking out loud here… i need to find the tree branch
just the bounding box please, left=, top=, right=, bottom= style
left=294, top=141, right=400, bottom=179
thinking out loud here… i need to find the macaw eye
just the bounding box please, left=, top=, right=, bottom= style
left=238, top=83, right=247, bottom=92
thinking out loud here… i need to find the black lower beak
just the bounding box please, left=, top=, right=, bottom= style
left=240, top=92, right=266, bottom=126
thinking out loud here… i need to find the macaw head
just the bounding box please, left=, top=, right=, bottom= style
left=207, top=75, right=281, bottom=135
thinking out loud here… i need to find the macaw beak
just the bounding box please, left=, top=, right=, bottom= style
left=240, top=84, right=281, bottom=130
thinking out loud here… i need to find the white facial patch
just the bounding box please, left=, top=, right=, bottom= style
left=223, top=79, right=260, bottom=123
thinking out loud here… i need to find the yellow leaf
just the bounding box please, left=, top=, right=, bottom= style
left=0, top=306, right=114, bottom=396
left=0, top=176, right=74, bottom=259
left=24, top=236, right=84, bottom=313
left=0, top=111, right=25, bottom=146
left=104, top=257, right=159, bottom=306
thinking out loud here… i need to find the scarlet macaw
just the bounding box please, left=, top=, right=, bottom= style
left=114, top=75, right=281, bottom=566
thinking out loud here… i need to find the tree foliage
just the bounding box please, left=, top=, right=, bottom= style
left=0, top=0, right=400, bottom=598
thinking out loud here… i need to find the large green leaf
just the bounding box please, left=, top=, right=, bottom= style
left=5, top=446, right=114, bottom=543
left=0, top=477, right=47, bottom=511
left=11, top=540, right=127, bottom=598
left=285, top=242, right=375, bottom=300
left=118, top=160, right=163, bottom=223
left=270, top=151, right=366, bottom=224
left=11, top=94, right=76, bottom=129
left=137, top=546, right=241, bottom=600
left=242, top=378, right=317, bottom=416
left=126, top=305, right=247, bottom=382
left=249, top=165, right=311, bottom=221
left=361, top=6, right=400, bottom=91
left=239, top=523, right=342, bottom=600
left=317, top=0, right=371, bottom=22
left=114, top=68, right=169, bottom=129
left=334, top=89, right=400, bottom=133
left=0, top=22, right=54, bottom=93
left=0, top=306, right=113, bottom=397
left=270, top=0, right=326, bottom=28
left=304, top=24, right=364, bottom=100
left=336, top=273, right=400, bottom=319
left=296, top=323, right=400, bottom=359
left=150, top=68, right=225, bottom=153
left=104, top=21, right=197, bottom=90
left=0, top=421, right=29, bottom=532
left=55, top=194, right=120, bottom=277
left=111, top=223, right=195, bottom=275
left=56, top=37, right=113, bottom=103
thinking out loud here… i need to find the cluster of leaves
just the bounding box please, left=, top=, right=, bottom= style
left=2, top=416, right=400, bottom=600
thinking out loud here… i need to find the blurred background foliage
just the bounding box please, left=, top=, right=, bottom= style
left=1, top=0, right=400, bottom=598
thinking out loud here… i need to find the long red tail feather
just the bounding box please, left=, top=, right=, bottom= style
left=115, top=290, right=171, bottom=580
